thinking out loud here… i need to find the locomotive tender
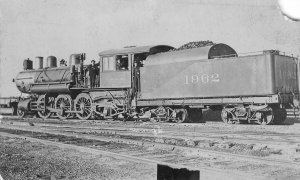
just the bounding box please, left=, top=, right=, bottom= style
left=14, top=42, right=299, bottom=125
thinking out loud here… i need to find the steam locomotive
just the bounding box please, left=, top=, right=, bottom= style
left=14, top=42, right=299, bottom=125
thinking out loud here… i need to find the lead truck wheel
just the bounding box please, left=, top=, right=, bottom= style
left=17, top=108, right=25, bottom=118
left=74, top=93, right=92, bottom=120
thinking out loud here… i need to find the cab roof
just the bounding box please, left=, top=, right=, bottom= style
left=99, top=45, right=174, bottom=56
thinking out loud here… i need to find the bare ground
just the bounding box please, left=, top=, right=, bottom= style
left=0, top=136, right=155, bottom=180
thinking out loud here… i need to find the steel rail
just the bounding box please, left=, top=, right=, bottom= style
left=33, top=123, right=300, bottom=146
left=5, top=119, right=300, bottom=144
left=0, top=124, right=299, bottom=170
left=2, top=119, right=300, bottom=146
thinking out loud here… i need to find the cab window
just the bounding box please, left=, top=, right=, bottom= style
left=134, top=53, right=147, bottom=67
left=116, top=55, right=129, bottom=71
left=103, top=56, right=116, bottom=71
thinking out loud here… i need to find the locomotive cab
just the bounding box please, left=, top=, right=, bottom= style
left=98, top=45, right=174, bottom=89
left=99, top=53, right=132, bottom=88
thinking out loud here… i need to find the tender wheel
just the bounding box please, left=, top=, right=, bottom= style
left=37, top=95, right=53, bottom=119
left=221, top=108, right=233, bottom=124
left=257, top=107, right=274, bottom=125
left=17, top=108, right=25, bottom=118
left=55, top=95, right=73, bottom=120
left=173, top=109, right=188, bottom=123
left=74, top=93, right=92, bottom=120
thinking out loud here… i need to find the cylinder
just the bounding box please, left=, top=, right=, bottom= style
left=17, top=99, right=31, bottom=112
left=46, top=56, right=57, bottom=68
left=23, top=58, right=33, bottom=70
left=35, top=56, right=43, bottom=69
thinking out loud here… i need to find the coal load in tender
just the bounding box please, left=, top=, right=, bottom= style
left=171, top=40, right=216, bottom=51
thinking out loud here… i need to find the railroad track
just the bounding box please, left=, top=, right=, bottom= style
left=37, top=123, right=300, bottom=149
left=3, top=119, right=300, bottom=146
left=3, top=114, right=300, bottom=158
left=0, top=124, right=299, bottom=170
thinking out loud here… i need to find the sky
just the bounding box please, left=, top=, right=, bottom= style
left=0, top=0, right=300, bottom=97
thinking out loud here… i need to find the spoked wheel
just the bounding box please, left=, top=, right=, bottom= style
left=37, top=95, right=53, bottom=119
left=74, top=93, right=92, bottom=120
left=173, top=109, right=189, bottom=123
left=257, top=107, right=274, bottom=125
left=55, top=95, right=73, bottom=120
left=221, top=108, right=234, bottom=124
left=17, top=108, right=25, bottom=118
